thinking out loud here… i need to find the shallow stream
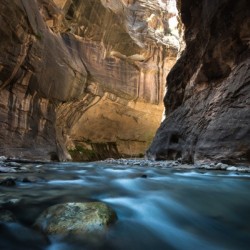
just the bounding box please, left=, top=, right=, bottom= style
left=0, top=162, right=250, bottom=250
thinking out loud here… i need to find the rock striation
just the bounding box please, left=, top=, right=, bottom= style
left=0, top=0, right=180, bottom=161
left=147, top=0, right=250, bottom=165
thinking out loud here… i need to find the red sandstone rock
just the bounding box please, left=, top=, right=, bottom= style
left=0, top=0, right=180, bottom=160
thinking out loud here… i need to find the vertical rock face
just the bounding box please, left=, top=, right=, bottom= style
left=147, top=0, right=250, bottom=165
left=0, top=0, right=87, bottom=160
left=0, top=0, right=180, bottom=160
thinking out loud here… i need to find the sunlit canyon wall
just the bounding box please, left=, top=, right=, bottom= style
left=0, top=0, right=180, bottom=160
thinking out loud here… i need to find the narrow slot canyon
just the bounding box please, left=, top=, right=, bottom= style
left=0, top=1, right=250, bottom=250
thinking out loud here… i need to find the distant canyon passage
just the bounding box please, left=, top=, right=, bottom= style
left=0, top=0, right=180, bottom=161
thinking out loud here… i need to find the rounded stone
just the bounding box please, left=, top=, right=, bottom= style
left=34, top=202, right=117, bottom=236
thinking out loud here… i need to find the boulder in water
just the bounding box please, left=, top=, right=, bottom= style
left=34, top=202, right=117, bottom=237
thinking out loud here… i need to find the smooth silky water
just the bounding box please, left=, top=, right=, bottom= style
left=0, top=162, right=250, bottom=250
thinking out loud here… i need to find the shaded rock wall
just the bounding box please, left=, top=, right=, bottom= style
left=0, top=0, right=180, bottom=160
left=147, top=0, right=250, bottom=165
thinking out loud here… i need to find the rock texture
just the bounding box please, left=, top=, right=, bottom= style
left=0, top=0, right=180, bottom=161
left=147, top=0, right=250, bottom=165
left=34, top=202, right=117, bottom=236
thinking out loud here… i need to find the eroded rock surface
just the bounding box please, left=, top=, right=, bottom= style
left=147, top=0, right=250, bottom=165
left=0, top=0, right=180, bottom=160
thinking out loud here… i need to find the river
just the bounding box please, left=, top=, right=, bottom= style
left=0, top=161, right=250, bottom=250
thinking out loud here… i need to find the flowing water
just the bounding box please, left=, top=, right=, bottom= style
left=0, top=162, right=250, bottom=250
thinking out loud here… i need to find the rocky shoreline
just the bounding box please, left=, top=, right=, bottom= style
left=102, top=158, right=250, bottom=173
left=1, top=156, right=250, bottom=174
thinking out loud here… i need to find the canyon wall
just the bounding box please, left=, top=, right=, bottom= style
left=0, top=0, right=180, bottom=161
left=147, top=0, right=250, bottom=165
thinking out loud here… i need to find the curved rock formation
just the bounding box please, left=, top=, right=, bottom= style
left=0, top=0, right=180, bottom=160
left=147, top=0, right=250, bottom=165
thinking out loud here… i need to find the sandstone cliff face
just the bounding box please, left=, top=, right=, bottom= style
left=147, top=0, right=250, bottom=165
left=0, top=0, right=180, bottom=160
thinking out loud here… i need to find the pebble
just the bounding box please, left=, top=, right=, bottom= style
left=101, top=158, right=250, bottom=172
left=226, top=166, right=237, bottom=171
left=22, top=177, right=32, bottom=183
left=0, top=156, right=7, bottom=161
left=0, top=166, right=17, bottom=173
left=6, top=162, right=22, bottom=168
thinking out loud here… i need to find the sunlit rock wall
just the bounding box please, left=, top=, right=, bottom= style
left=147, top=0, right=250, bottom=165
left=0, top=0, right=180, bottom=160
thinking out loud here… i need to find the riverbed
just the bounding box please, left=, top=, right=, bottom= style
left=1, top=161, right=250, bottom=250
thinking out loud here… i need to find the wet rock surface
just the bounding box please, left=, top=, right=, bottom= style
left=147, top=0, right=250, bottom=165
left=0, top=178, right=16, bottom=187
left=34, top=202, right=117, bottom=236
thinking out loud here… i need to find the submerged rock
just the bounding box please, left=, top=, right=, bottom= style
left=0, top=178, right=16, bottom=187
left=0, top=210, right=17, bottom=223
left=34, top=202, right=117, bottom=237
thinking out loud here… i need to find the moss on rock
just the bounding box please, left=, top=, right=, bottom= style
left=34, top=202, right=117, bottom=237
